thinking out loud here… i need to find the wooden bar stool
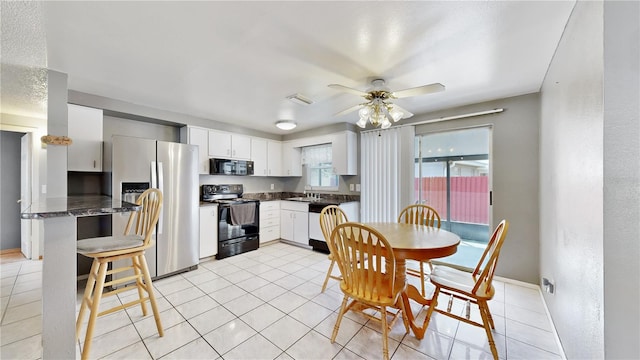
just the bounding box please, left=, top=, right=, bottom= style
left=75, top=188, right=164, bottom=360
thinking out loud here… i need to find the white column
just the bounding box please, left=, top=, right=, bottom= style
left=42, top=216, right=77, bottom=358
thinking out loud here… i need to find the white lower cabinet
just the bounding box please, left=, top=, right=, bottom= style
left=259, top=201, right=280, bottom=243
left=199, top=205, right=218, bottom=259
left=280, top=201, right=309, bottom=246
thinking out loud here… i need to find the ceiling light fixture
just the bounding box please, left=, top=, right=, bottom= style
left=355, top=93, right=410, bottom=130
left=286, top=93, right=313, bottom=105
left=275, top=120, right=297, bottom=130
left=329, top=79, right=442, bottom=130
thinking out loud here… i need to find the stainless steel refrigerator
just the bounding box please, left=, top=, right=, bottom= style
left=111, top=135, right=199, bottom=278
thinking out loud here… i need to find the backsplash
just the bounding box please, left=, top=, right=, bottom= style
left=243, top=191, right=360, bottom=203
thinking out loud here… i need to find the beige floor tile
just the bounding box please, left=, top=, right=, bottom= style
left=223, top=333, right=283, bottom=360
left=143, top=321, right=200, bottom=359
left=0, top=241, right=565, bottom=360
left=202, top=318, right=256, bottom=355
left=286, top=330, right=342, bottom=360
left=160, top=337, right=220, bottom=359
left=188, top=305, right=236, bottom=335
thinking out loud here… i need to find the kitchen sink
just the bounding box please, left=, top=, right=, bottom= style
left=286, top=197, right=316, bottom=202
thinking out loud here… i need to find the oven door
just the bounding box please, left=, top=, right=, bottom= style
left=218, top=203, right=259, bottom=241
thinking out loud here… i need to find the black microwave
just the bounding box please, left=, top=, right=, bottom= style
left=210, top=158, right=254, bottom=176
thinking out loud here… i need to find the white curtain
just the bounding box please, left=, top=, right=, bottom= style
left=301, top=143, right=332, bottom=165
left=361, top=126, right=415, bottom=222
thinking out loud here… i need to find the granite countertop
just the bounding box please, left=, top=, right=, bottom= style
left=21, top=195, right=141, bottom=219
left=243, top=192, right=360, bottom=204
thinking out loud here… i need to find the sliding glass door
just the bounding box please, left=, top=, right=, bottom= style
left=415, top=126, right=491, bottom=269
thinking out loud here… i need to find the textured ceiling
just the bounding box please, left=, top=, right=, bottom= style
left=5, top=1, right=576, bottom=134
left=1, top=1, right=48, bottom=120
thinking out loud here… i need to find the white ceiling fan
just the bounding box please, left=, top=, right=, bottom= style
left=329, top=79, right=445, bottom=129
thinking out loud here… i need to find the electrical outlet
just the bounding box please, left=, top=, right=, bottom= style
left=355, top=184, right=361, bottom=192
left=270, top=184, right=275, bottom=190
left=349, top=184, right=354, bottom=191
left=42, top=185, right=47, bottom=194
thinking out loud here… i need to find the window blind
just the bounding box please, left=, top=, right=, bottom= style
left=361, top=126, right=415, bottom=222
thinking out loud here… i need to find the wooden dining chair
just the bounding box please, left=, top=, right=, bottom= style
left=329, top=222, right=409, bottom=360
left=423, top=219, right=509, bottom=360
left=319, top=205, right=348, bottom=292
left=75, top=188, right=164, bottom=360
left=397, top=204, right=441, bottom=296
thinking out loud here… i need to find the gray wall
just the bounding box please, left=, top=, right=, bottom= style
left=46, top=70, right=68, bottom=198
left=410, top=93, right=540, bottom=284
left=538, top=2, right=640, bottom=357
left=603, top=2, right=639, bottom=358
left=0, top=131, right=24, bottom=250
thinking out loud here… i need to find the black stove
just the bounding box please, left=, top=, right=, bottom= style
left=201, top=184, right=260, bottom=259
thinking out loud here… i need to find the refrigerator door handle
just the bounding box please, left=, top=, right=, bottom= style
left=157, top=161, right=164, bottom=235
left=151, top=161, right=157, bottom=188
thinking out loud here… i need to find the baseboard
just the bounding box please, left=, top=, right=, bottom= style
left=0, top=248, right=22, bottom=255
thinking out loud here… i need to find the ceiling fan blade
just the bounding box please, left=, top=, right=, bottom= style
left=328, top=84, right=368, bottom=97
left=333, top=103, right=363, bottom=117
left=392, top=83, right=445, bottom=99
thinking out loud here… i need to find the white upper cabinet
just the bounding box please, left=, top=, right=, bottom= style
left=183, top=126, right=209, bottom=174
left=267, top=140, right=282, bottom=176
left=67, top=104, right=103, bottom=172
left=331, top=130, right=358, bottom=175
left=282, top=142, right=302, bottom=177
left=251, top=138, right=283, bottom=177
left=251, top=138, right=268, bottom=176
left=208, top=130, right=251, bottom=160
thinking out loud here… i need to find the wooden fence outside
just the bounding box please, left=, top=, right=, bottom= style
left=415, top=176, right=489, bottom=224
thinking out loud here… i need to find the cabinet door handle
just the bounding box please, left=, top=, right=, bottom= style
left=93, top=160, right=96, bottom=168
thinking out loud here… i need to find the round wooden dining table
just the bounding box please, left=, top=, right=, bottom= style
left=361, top=222, right=461, bottom=339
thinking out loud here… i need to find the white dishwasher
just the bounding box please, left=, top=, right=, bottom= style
left=308, top=203, right=330, bottom=252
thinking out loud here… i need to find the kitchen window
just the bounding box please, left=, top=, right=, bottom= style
left=302, top=143, right=339, bottom=191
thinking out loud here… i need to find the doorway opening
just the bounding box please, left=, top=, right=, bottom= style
left=415, top=126, right=492, bottom=269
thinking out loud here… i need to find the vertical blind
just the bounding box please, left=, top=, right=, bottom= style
left=361, top=126, right=415, bottom=222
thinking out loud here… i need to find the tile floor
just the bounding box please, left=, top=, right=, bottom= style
left=0, top=242, right=564, bottom=359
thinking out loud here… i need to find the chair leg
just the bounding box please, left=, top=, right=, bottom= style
left=398, top=298, right=410, bottom=334
left=419, top=262, right=425, bottom=297
left=322, top=259, right=336, bottom=293
left=331, top=295, right=349, bottom=343
left=381, top=305, right=389, bottom=360
left=478, top=300, right=499, bottom=360
left=139, top=253, right=164, bottom=337
left=483, top=302, right=496, bottom=330
left=81, top=259, right=108, bottom=360
left=76, top=258, right=99, bottom=340
left=132, top=255, right=148, bottom=316
left=422, top=286, right=440, bottom=330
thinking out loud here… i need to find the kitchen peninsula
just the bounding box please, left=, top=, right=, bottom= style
left=21, top=196, right=140, bottom=359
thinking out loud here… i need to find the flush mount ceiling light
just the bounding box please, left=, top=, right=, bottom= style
left=286, top=93, right=313, bottom=105
left=275, top=120, right=297, bottom=130
left=329, top=78, right=445, bottom=129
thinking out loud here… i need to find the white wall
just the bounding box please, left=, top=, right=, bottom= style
left=540, top=1, right=605, bottom=358
left=602, top=1, right=640, bottom=358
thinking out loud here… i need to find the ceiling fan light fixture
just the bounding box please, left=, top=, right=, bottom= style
left=275, top=120, right=297, bottom=130
left=286, top=93, right=313, bottom=105
left=329, top=78, right=444, bottom=129
left=389, top=107, right=404, bottom=122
